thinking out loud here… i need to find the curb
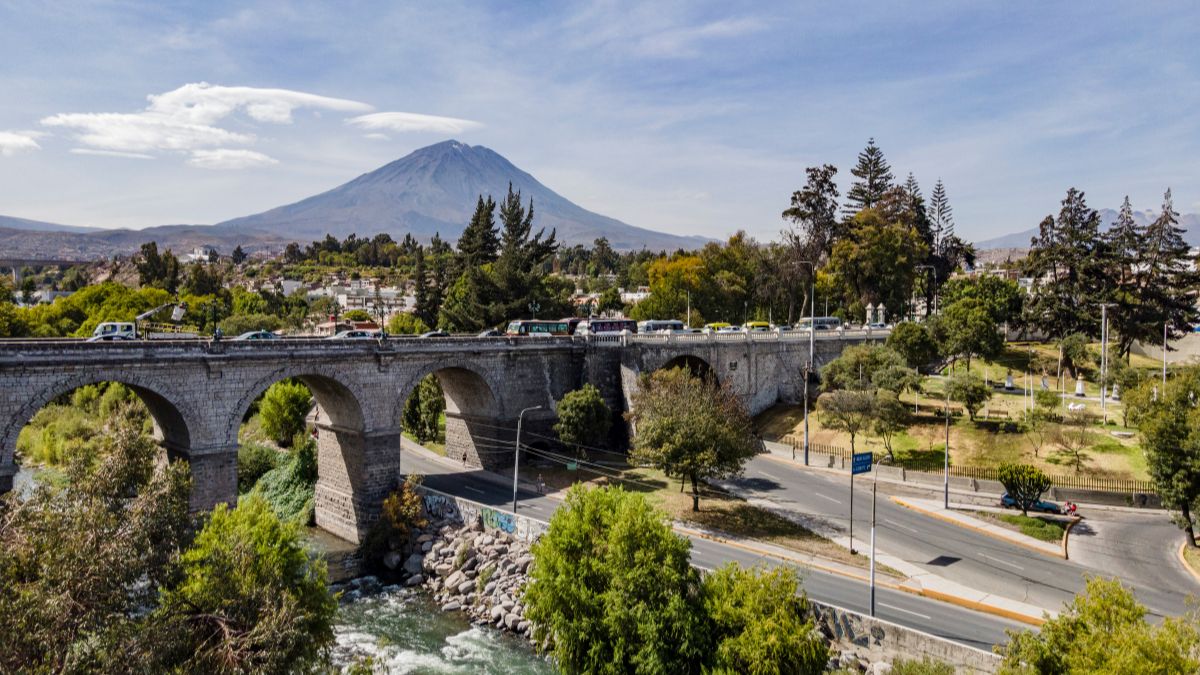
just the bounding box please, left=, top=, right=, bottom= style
left=1178, top=541, right=1200, bottom=586
left=674, top=523, right=1047, bottom=627
left=892, top=496, right=1065, bottom=559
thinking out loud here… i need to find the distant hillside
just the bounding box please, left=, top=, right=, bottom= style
left=0, top=225, right=288, bottom=260
left=214, top=140, right=712, bottom=251
left=975, top=208, right=1200, bottom=250
left=0, top=215, right=95, bottom=234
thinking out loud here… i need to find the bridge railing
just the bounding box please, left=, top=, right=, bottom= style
left=579, top=326, right=889, bottom=347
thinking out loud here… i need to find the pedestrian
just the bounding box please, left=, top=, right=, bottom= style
left=537, top=473, right=545, bottom=494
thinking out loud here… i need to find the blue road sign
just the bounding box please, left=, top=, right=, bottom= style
left=852, top=452, right=873, bottom=475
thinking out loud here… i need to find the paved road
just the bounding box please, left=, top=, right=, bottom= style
left=400, top=447, right=1025, bottom=651
left=727, top=455, right=1191, bottom=619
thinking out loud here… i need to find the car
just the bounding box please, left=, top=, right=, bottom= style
left=420, top=330, right=450, bottom=338
left=232, top=330, right=278, bottom=341
left=326, top=330, right=377, bottom=340
left=1000, top=493, right=1062, bottom=514
left=477, top=329, right=503, bottom=337
left=864, top=322, right=888, bottom=330
left=85, top=333, right=135, bottom=342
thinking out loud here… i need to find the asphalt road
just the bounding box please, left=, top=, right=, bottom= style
left=400, top=448, right=1026, bottom=651
left=727, top=454, right=1192, bottom=619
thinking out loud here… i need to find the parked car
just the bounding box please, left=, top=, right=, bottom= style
left=1000, top=493, right=1062, bottom=514
left=232, top=330, right=278, bottom=341
left=420, top=330, right=450, bottom=338
left=326, top=330, right=377, bottom=340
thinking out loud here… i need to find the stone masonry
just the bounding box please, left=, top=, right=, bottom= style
left=0, top=330, right=884, bottom=542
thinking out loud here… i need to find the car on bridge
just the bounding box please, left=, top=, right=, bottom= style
left=232, top=330, right=278, bottom=341
left=1000, top=493, right=1062, bottom=514
left=326, top=330, right=379, bottom=340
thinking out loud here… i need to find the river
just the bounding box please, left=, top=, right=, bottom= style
left=333, top=582, right=555, bottom=674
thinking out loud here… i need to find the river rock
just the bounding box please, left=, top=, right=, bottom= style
left=442, top=601, right=462, bottom=612
left=504, top=613, right=521, bottom=630
left=446, top=570, right=465, bottom=589
left=458, top=580, right=476, bottom=595
left=435, top=563, right=453, bottom=577
left=403, top=553, right=424, bottom=576
left=421, top=540, right=433, bottom=552
left=405, top=574, right=425, bottom=587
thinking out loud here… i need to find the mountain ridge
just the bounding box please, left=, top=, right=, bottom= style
left=975, top=208, right=1200, bottom=250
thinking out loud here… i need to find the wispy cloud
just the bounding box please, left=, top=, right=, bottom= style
left=70, top=148, right=155, bottom=159
left=634, top=17, right=766, bottom=58
left=40, top=82, right=372, bottom=161
left=187, top=148, right=278, bottom=169
left=348, top=112, right=483, bottom=135
left=0, top=130, right=44, bottom=156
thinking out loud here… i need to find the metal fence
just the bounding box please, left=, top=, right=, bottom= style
left=781, top=436, right=1157, bottom=496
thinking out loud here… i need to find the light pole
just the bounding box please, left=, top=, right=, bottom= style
left=1098, top=304, right=1112, bottom=422
left=796, top=261, right=817, bottom=465
left=528, top=301, right=540, bottom=320
left=512, top=405, right=542, bottom=513
left=944, top=379, right=951, bottom=509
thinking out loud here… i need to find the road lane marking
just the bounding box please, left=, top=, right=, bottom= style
left=463, top=485, right=487, bottom=494
left=889, top=522, right=920, bottom=534
left=757, top=471, right=781, bottom=480
left=813, top=492, right=840, bottom=504
left=879, top=602, right=931, bottom=620
left=979, top=553, right=1025, bottom=571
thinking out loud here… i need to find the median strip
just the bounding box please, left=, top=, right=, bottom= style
left=892, top=496, right=1065, bottom=559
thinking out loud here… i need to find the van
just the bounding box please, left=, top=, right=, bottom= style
left=91, top=322, right=137, bottom=340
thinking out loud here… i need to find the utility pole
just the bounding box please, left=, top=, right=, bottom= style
left=944, top=382, right=951, bottom=509
left=512, top=406, right=542, bottom=513
left=1164, top=320, right=1169, bottom=390
left=797, top=261, right=816, bottom=466
left=870, top=478, right=877, bottom=617
left=1099, top=304, right=1111, bottom=422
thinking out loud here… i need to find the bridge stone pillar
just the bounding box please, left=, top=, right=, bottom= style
left=446, top=412, right=511, bottom=471
left=0, top=461, right=13, bottom=495
left=313, top=422, right=401, bottom=544
left=186, top=447, right=238, bottom=512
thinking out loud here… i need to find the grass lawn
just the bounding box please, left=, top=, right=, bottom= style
left=995, top=513, right=1068, bottom=543
left=759, top=400, right=1150, bottom=481
left=518, top=460, right=875, bottom=570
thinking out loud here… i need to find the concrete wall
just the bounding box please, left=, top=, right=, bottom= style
left=418, top=486, right=548, bottom=543
left=811, top=601, right=1000, bottom=673
left=1132, top=332, right=1200, bottom=365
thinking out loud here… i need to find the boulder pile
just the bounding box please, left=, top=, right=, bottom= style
left=383, top=515, right=536, bottom=641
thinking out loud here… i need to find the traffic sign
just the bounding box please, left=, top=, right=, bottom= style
left=852, top=452, right=873, bottom=475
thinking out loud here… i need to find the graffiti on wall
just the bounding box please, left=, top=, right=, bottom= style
left=420, top=489, right=547, bottom=542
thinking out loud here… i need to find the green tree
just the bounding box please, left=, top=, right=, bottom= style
left=887, top=321, right=940, bottom=370
left=828, top=209, right=928, bottom=320
left=933, top=297, right=1003, bottom=370
left=946, top=372, right=991, bottom=420
left=843, top=138, right=894, bottom=215
left=457, top=195, right=500, bottom=268
left=136, top=241, right=181, bottom=293
left=702, top=563, right=828, bottom=675
left=999, top=577, right=1200, bottom=674
left=782, top=163, right=842, bottom=260
left=259, top=381, right=312, bottom=447
left=360, top=475, right=428, bottom=571
left=628, top=368, right=759, bottom=511
left=817, top=389, right=875, bottom=454
left=1022, top=188, right=1110, bottom=342
left=820, top=344, right=909, bottom=391
left=940, top=275, right=1024, bottom=326
left=219, top=313, right=282, bottom=335
left=0, top=408, right=191, bottom=673
left=1132, top=367, right=1200, bottom=546
left=343, top=308, right=371, bottom=322
left=524, top=485, right=709, bottom=675
left=231, top=245, right=247, bottom=264
left=402, top=374, right=445, bottom=444
left=873, top=389, right=909, bottom=462
left=387, top=312, right=430, bottom=335
left=553, top=384, right=612, bottom=457
left=150, top=495, right=337, bottom=673
left=238, top=442, right=280, bottom=493
left=997, top=463, right=1052, bottom=516
left=1126, top=189, right=1200, bottom=357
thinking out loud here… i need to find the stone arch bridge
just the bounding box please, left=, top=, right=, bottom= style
left=0, top=330, right=886, bottom=542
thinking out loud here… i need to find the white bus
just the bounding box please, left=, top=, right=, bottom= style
left=795, top=317, right=843, bottom=331
left=637, top=319, right=686, bottom=333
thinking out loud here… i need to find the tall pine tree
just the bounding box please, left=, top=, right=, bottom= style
left=929, top=179, right=954, bottom=254
left=457, top=195, right=499, bottom=268
left=843, top=138, right=894, bottom=215
left=1133, top=189, right=1200, bottom=355
left=411, top=245, right=433, bottom=326
left=1023, top=188, right=1109, bottom=341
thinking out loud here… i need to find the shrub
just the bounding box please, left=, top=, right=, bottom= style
left=997, top=463, right=1051, bottom=517
left=237, top=442, right=281, bottom=494
left=360, top=475, right=428, bottom=571
left=259, top=381, right=312, bottom=447
left=250, top=435, right=318, bottom=525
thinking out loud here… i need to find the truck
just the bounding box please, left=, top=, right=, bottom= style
left=88, top=303, right=199, bottom=340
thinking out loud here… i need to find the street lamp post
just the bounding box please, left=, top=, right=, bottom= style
left=916, top=265, right=936, bottom=320
left=512, top=405, right=542, bottom=513
left=796, top=261, right=817, bottom=465
left=528, top=301, right=540, bottom=320
left=944, top=380, right=951, bottom=510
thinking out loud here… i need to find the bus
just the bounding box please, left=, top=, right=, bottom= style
left=506, top=320, right=571, bottom=336
left=575, top=318, right=637, bottom=336
left=795, top=317, right=843, bottom=331
left=637, top=319, right=686, bottom=333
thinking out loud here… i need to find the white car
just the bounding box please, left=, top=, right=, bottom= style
left=326, top=330, right=378, bottom=340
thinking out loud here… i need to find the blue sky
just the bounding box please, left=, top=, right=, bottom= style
left=1, top=1, right=1197, bottom=243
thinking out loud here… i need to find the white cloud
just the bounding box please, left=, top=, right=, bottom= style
left=41, top=82, right=373, bottom=159
left=187, top=148, right=279, bottom=170
left=0, top=130, right=44, bottom=156
left=347, top=111, right=483, bottom=134
left=364, top=132, right=391, bottom=141
left=69, top=148, right=155, bottom=159
left=635, top=17, right=767, bottom=58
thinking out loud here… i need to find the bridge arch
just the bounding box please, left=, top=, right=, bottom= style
left=395, top=360, right=505, bottom=469
left=660, top=353, right=717, bottom=381
left=2, top=372, right=195, bottom=474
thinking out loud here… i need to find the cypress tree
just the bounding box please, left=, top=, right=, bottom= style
left=457, top=195, right=499, bottom=268
left=412, top=246, right=432, bottom=326
left=843, top=138, right=894, bottom=215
